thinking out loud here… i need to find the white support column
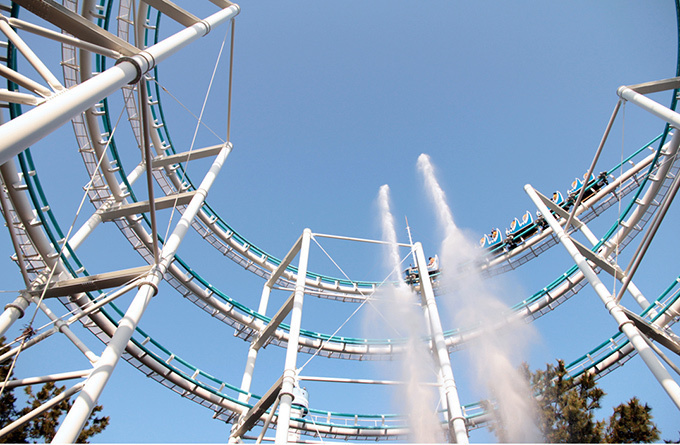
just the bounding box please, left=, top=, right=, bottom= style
left=236, top=285, right=272, bottom=404
left=31, top=296, right=98, bottom=363
left=0, top=3, right=240, bottom=165
left=0, top=18, right=64, bottom=92
left=525, top=184, right=680, bottom=410
left=419, top=289, right=451, bottom=429
left=229, top=286, right=273, bottom=443
left=0, top=381, right=85, bottom=439
left=52, top=143, right=233, bottom=443
left=61, top=212, right=102, bottom=260
left=618, top=86, right=680, bottom=128
left=413, top=242, right=468, bottom=444
left=274, top=228, right=311, bottom=445
left=0, top=293, right=30, bottom=337
left=234, top=231, right=304, bottom=411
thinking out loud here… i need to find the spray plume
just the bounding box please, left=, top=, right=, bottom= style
left=375, top=184, right=445, bottom=443
left=416, top=154, right=539, bottom=442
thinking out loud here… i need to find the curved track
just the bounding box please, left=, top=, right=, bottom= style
left=0, top=1, right=679, bottom=442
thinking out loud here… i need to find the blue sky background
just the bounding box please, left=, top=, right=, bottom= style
left=0, top=0, right=679, bottom=442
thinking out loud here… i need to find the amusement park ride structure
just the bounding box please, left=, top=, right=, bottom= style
left=0, top=1, right=678, bottom=443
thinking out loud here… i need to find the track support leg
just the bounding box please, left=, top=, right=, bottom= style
left=525, top=184, right=680, bottom=411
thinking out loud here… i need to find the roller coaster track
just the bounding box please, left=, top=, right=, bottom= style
left=0, top=0, right=679, bottom=441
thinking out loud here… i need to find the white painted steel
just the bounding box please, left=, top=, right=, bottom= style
left=1, top=1, right=676, bottom=438
left=565, top=100, right=621, bottom=230
left=414, top=242, right=468, bottom=444
left=525, top=184, right=680, bottom=410
left=4, top=16, right=122, bottom=59
left=0, top=382, right=85, bottom=439
left=0, top=282, right=139, bottom=365
left=139, top=79, right=159, bottom=263
left=236, top=285, right=273, bottom=404
left=0, top=63, right=52, bottom=97
left=297, top=375, right=441, bottom=386
left=62, top=212, right=102, bottom=259
left=618, top=85, right=680, bottom=128
left=0, top=3, right=240, bottom=165
left=0, top=294, right=29, bottom=337
left=0, top=89, right=43, bottom=105
left=0, top=370, right=91, bottom=390
left=31, top=297, right=98, bottom=363
left=313, top=232, right=412, bottom=247
left=52, top=143, right=233, bottom=443
left=274, top=228, right=311, bottom=445
left=0, top=18, right=63, bottom=92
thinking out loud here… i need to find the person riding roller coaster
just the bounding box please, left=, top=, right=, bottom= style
left=403, top=254, right=440, bottom=285
left=427, top=255, right=439, bottom=273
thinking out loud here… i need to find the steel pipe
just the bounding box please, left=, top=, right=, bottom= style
left=0, top=3, right=240, bottom=165
left=274, top=228, right=311, bottom=445
left=525, top=184, right=680, bottom=410
left=52, top=143, right=233, bottom=443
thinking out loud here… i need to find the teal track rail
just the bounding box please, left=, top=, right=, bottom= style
left=4, top=0, right=680, bottom=438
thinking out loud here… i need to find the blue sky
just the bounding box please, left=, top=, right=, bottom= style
left=0, top=0, right=679, bottom=442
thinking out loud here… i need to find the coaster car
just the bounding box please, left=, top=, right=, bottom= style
left=403, top=266, right=419, bottom=285
left=479, top=228, right=503, bottom=251
left=403, top=265, right=439, bottom=286
left=551, top=190, right=565, bottom=206
left=506, top=210, right=534, bottom=235
left=567, top=174, right=588, bottom=196
left=567, top=172, right=609, bottom=206
left=505, top=210, right=538, bottom=247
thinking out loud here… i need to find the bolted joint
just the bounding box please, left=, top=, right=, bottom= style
left=617, top=318, right=635, bottom=334
left=115, top=51, right=157, bottom=85
left=199, top=19, right=212, bottom=36
left=278, top=390, right=294, bottom=401
left=136, top=279, right=159, bottom=297
left=4, top=302, right=25, bottom=319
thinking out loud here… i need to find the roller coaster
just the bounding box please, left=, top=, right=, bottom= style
left=0, top=1, right=679, bottom=443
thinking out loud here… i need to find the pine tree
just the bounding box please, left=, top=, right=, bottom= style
left=531, top=360, right=605, bottom=443
left=519, top=360, right=660, bottom=443
left=0, top=338, right=109, bottom=443
left=605, top=397, right=659, bottom=443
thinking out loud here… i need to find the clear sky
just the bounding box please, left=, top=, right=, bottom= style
left=0, top=0, right=679, bottom=443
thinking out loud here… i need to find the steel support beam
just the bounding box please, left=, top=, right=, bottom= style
left=27, top=265, right=152, bottom=298
left=0, top=17, right=63, bottom=92
left=0, top=88, right=43, bottom=105
left=153, top=143, right=225, bottom=168
left=265, top=233, right=303, bottom=289
left=231, top=375, right=284, bottom=438
left=52, top=143, right=233, bottom=443
left=0, top=3, right=240, bottom=165
left=250, top=291, right=294, bottom=351
left=413, top=242, right=468, bottom=444
left=618, top=84, right=680, bottom=128
left=0, top=381, right=85, bottom=438
left=626, top=76, right=680, bottom=95
left=274, top=229, right=311, bottom=445
left=142, top=0, right=200, bottom=27
left=99, top=191, right=196, bottom=221
left=3, top=16, right=121, bottom=59
left=0, top=369, right=91, bottom=390
left=11, top=0, right=138, bottom=56
left=525, top=183, right=680, bottom=410
left=620, top=307, right=680, bottom=356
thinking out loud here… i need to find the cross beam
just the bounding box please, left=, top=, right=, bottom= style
left=100, top=191, right=196, bottom=221
left=28, top=265, right=152, bottom=298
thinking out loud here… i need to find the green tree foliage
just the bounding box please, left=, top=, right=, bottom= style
left=605, top=397, right=659, bottom=443
left=531, top=360, right=605, bottom=442
left=0, top=338, right=109, bottom=443
left=522, top=360, right=660, bottom=443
